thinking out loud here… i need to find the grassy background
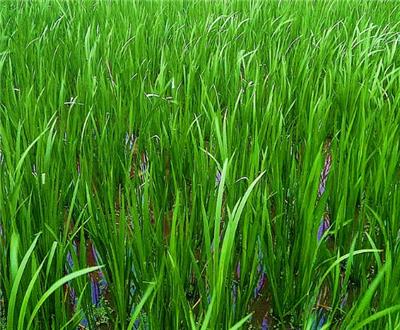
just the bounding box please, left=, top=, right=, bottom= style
left=1, top=0, right=400, bottom=329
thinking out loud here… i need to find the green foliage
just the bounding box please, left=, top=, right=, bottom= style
left=0, top=0, right=400, bottom=328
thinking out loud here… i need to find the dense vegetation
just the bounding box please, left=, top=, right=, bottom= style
left=1, top=1, right=400, bottom=329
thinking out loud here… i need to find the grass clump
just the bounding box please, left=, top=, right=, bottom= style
left=1, top=1, right=400, bottom=329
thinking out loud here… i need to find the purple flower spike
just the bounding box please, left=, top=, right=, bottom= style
left=317, top=313, right=326, bottom=329
left=69, top=285, right=77, bottom=310
left=66, top=241, right=77, bottom=271
left=318, top=154, right=332, bottom=199
left=317, top=214, right=330, bottom=241
left=215, top=170, right=222, bottom=186
left=125, top=132, right=137, bottom=151
left=236, top=261, right=241, bottom=279
left=311, top=309, right=327, bottom=330
left=261, top=317, right=269, bottom=330
left=91, top=278, right=101, bottom=306
left=254, top=272, right=266, bottom=298
left=134, top=319, right=140, bottom=329
left=340, top=293, right=348, bottom=308
left=80, top=316, right=89, bottom=328
left=66, top=251, right=74, bottom=270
